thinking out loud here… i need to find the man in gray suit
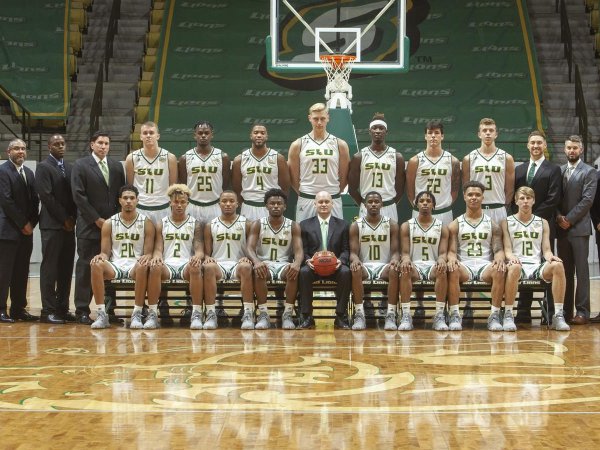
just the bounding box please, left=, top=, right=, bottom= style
left=556, top=135, right=597, bottom=324
left=71, top=131, right=125, bottom=324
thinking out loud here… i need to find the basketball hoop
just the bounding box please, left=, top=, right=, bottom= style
left=320, top=54, right=356, bottom=92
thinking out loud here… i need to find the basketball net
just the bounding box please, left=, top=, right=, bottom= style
left=320, top=54, right=356, bottom=111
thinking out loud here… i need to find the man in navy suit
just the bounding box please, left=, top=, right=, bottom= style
left=513, top=131, right=562, bottom=323
left=71, top=131, right=125, bottom=324
left=35, top=134, right=77, bottom=324
left=298, top=191, right=351, bottom=329
left=0, top=139, right=40, bottom=323
left=556, top=135, right=597, bottom=324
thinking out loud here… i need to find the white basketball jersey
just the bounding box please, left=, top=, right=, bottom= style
left=131, top=148, right=170, bottom=207
left=162, top=215, right=196, bottom=266
left=359, top=146, right=397, bottom=202
left=240, top=148, right=279, bottom=202
left=299, top=133, right=340, bottom=195
left=414, top=150, right=453, bottom=209
left=184, top=147, right=224, bottom=204
left=506, top=214, right=544, bottom=265
left=110, top=213, right=147, bottom=265
left=210, top=215, right=247, bottom=262
left=409, top=217, right=443, bottom=263
left=357, top=216, right=392, bottom=263
left=467, top=148, right=507, bottom=205
left=457, top=213, right=494, bottom=263
left=257, top=216, right=293, bottom=262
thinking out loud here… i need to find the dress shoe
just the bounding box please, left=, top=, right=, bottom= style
left=297, top=315, right=316, bottom=329
left=108, top=313, right=124, bottom=324
left=571, top=315, right=588, bottom=325
left=76, top=314, right=93, bottom=325
left=60, top=312, right=77, bottom=323
left=590, top=313, right=600, bottom=323
left=334, top=315, right=350, bottom=330
left=0, top=311, right=15, bottom=323
left=10, top=310, right=40, bottom=321
left=40, top=314, right=66, bottom=324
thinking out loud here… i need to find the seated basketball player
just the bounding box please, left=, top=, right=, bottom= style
left=349, top=191, right=400, bottom=331
left=297, top=191, right=351, bottom=329
left=246, top=188, right=303, bottom=330
left=447, top=181, right=507, bottom=332
left=398, top=191, right=450, bottom=331
left=502, top=186, right=570, bottom=331
left=146, top=185, right=205, bottom=330
left=89, top=185, right=155, bottom=329
left=202, top=191, right=252, bottom=329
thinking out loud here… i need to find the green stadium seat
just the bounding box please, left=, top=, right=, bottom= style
left=146, top=31, right=160, bottom=49
left=151, top=9, right=163, bottom=25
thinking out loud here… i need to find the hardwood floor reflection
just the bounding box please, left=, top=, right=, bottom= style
left=1, top=323, right=600, bottom=448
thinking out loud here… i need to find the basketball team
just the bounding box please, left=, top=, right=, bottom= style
left=2, top=103, right=598, bottom=332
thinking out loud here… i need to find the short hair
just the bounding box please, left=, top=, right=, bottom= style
left=479, top=118, right=496, bottom=128
left=415, top=190, right=436, bottom=208
left=528, top=130, right=546, bottom=141
left=425, top=120, right=444, bottom=134
left=48, top=134, right=64, bottom=145
left=264, top=188, right=287, bottom=205
left=119, top=184, right=139, bottom=198
left=167, top=183, right=191, bottom=199
left=515, top=186, right=535, bottom=200
left=463, top=180, right=486, bottom=193
left=308, top=103, right=328, bottom=114
left=90, top=131, right=110, bottom=142
left=141, top=121, right=159, bottom=133
left=251, top=124, right=268, bottom=132
left=8, top=138, right=26, bottom=150
left=194, top=120, right=214, bottom=131
left=363, top=191, right=383, bottom=203
left=220, top=190, right=237, bottom=198
left=566, top=135, right=583, bottom=148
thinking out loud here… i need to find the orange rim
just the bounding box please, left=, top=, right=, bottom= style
left=319, top=54, right=357, bottom=69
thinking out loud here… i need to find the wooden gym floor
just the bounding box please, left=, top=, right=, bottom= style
left=1, top=274, right=600, bottom=449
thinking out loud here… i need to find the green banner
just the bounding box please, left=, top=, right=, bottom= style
left=0, top=1, right=71, bottom=118
left=151, top=0, right=545, bottom=160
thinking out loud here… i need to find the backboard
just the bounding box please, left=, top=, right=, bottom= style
left=268, top=0, right=408, bottom=73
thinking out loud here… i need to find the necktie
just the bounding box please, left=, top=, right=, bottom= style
left=58, top=161, right=65, bottom=177
left=526, top=162, right=536, bottom=185
left=19, top=167, right=27, bottom=185
left=99, top=160, right=109, bottom=185
left=566, top=166, right=574, bottom=181
left=321, top=220, right=328, bottom=251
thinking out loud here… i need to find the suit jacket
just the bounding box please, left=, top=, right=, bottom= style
left=71, top=154, right=125, bottom=240
left=514, top=159, right=562, bottom=241
left=558, top=161, right=597, bottom=237
left=300, top=215, right=349, bottom=265
left=0, top=161, right=39, bottom=240
left=35, top=156, right=77, bottom=230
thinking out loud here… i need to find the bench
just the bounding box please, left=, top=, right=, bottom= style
left=106, top=278, right=549, bottom=328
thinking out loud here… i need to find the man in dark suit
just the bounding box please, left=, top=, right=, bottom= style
left=35, top=134, right=77, bottom=324
left=513, top=131, right=562, bottom=323
left=0, top=139, right=40, bottom=323
left=556, top=135, right=597, bottom=324
left=71, top=131, right=125, bottom=324
left=589, top=168, right=600, bottom=322
left=298, top=191, right=351, bottom=329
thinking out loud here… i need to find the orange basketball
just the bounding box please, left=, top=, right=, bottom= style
left=312, top=251, right=338, bottom=276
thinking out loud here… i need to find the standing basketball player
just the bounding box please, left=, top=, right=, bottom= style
left=89, top=185, right=155, bottom=329
left=349, top=191, right=400, bottom=331
left=125, top=122, right=178, bottom=225
left=348, top=113, right=405, bottom=222
left=179, top=120, right=231, bottom=224
left=406, top=120, right=461, bottom=226
left=246, top=188, right=303, bottom=330
left=288, top=103, right=350, bottom=222
left=202, top=191, right=252, bottom=329
left=232, top=124, right=290, bottom=221
left=462, top=118, right=515, bottom=224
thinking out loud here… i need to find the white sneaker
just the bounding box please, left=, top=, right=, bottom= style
left=432, top=311, right=449, bottom=331
left=448, top=310, right=462, bottom=331
left=241, top=310, right=255, bottom=330
left=397, top=312, right=413, bottom=331
left=255, top=311, right=270, bottom=330
left=502, top=310, right=517, bottom=332
left=203, top=310, right=218, bottom=330
left=384, top=311, right=397, bottom=330
left=552, top=311, right=571, bottom=331
left=143, top=310, right=159, bottom=329
left=190, top=309, right=203, bottom=330
left=91, top=310, right=110, bottom=329
left=282, top=310, right=296, bottom=330
left=352, top=311, right=366, bottom=330
left=130, top=310, right=143, bottom=329
left=487, top=311, right=503, bottom=332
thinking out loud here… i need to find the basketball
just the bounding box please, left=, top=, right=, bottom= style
left=312, top=251, right=338, bottom=276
